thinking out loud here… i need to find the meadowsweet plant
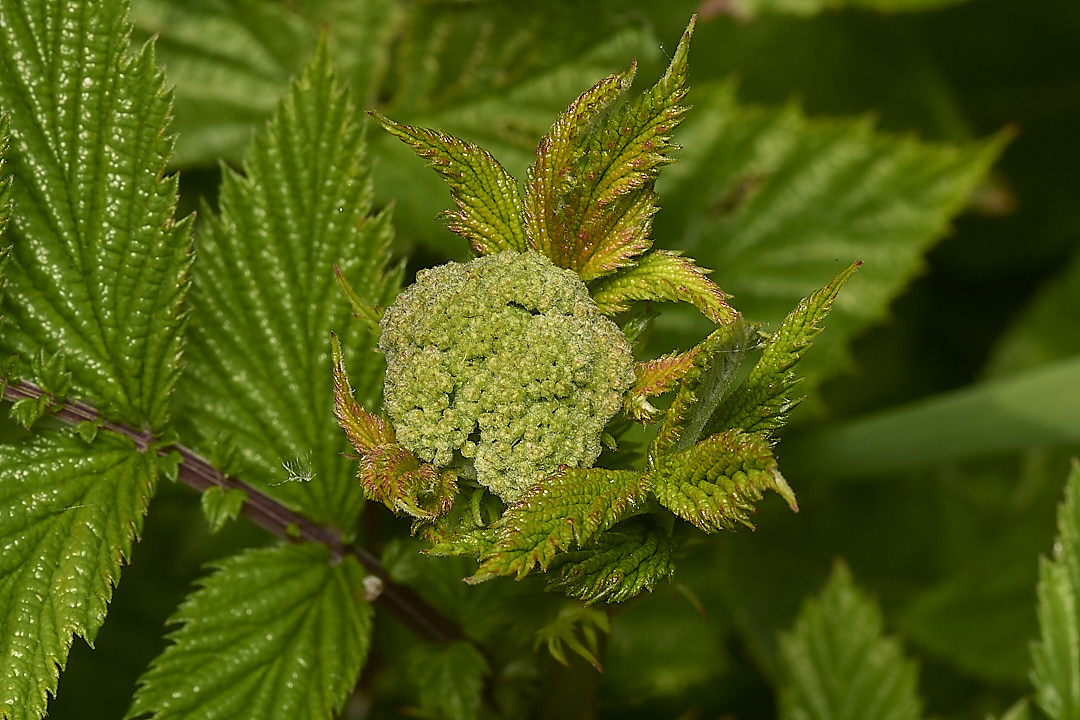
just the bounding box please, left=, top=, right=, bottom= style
left=1, top=1, right=1073, bottom=720
left=333, top=19, right=857, bottom=601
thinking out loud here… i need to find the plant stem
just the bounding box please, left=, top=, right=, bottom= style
left=2, top=379, right=464, bottom=644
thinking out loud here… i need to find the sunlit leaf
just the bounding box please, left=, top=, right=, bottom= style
left=591, top=249, right=736, bottom=323
left=177, top=41, right=397, bottom=530
left=0, top=0, right=192, bottom=429
left=0, top=430, right=156, bottom=720
left=128, top=543, right=373, bottom=720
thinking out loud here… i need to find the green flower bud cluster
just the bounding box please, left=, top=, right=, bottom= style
left=379, top=250, right=635, bottom=502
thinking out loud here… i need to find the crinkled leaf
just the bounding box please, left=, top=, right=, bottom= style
left=372, top=114, right=528, bottom=255
left=624, top=345, right=710, bottom=424
left=656, top=81, right=1006, bottom=388
left=778, top=562, right=924, bottom=720
left=1031, top=460, right=1080, bottom=720
left=708, top=262, right=859, bottom=437
left=650, top=429, right=796, bottom=533
left=331, top=334, right=393, bottom=454
left=128, top=543, right=373, bottom=720
left=406, top=640, right=490, bottom=720
left=470, top=468, right=647, bottom=583
left=0, top=429, right=156, bottom=720
left=547, top=517, right=675, bottom=605
left=0, top=0, right=192, bottom=429
left=523, top=20, right=693, bottom=280
left=591, top=249, right=736, bottom=323
left=177, top=41, right=396, bottom=530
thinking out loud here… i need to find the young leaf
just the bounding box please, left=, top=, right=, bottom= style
left=371, top=113, right=529, bottom=255
left=547, top=517, right=675, bottom=605
left=590, top=249, right=736, bottom=324
left=470, top=468, right=648, bottom=583
left=649, top=429, right=796, bottom=533
left=128, top=543, right=373, bottom=720
left=200, top=486, right=249, bottom=534
left=778, top=562, right=924, bottom=720
left=708, top=261, right=860, bottom=437
left=523, top=19, right=694, bottom=280
left=656, top=81, right=1006, bottom=387
left=177, top=41, right=396, bottom=530
left=0, top=0, right=193, bottom=429
left=1031, top=460, right=1080, bottom=720
left=405, top=640, right=490, bottom=720
left=0, top=429, right=156, bottom=720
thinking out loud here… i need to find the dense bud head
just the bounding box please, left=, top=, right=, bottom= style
left=380, top=250, right=635, bottom=502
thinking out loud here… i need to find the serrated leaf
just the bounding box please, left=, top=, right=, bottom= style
left=523, top=20, right=693, bottom=280
left=372, top=113, right=529, bottom=255
left=708, top=262, right=859, bottom=437
left=547, top=517, right=675, bottom=604
left=591, top=249, right=736, bottom=323
left=200, top=486, right=248, bottom=534
left=534, top=604, right=610, bottom=671
left=406, top=640, right=490, bottom=720
left=0, top=429, right=156, bottom=720
left=177, top=41, right=397, bottom=530
left=656, top=81, right=1006, bottom=388
left=0, top=113, right=10, bottom=243
left=1031, top=460, right=1080, bottom=720
left=471, top=468, right=647, bottom=583
left=128, top=543, right=373, bottom=720
left=778, top=562, right=924, bottom=720
left=0, top=0, right=193, bottom=429
left=649, top=429, right=796, bottom=533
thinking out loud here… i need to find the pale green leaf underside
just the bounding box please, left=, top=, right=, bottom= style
left=779, top=562, right=924, bottom=720
left=407, top=640, right=490, bottom=720
left=548, top=517, right=675, bottom=604
left=128, top=543, right=373, bottom=720
left=656, top=81, right=1004, bottom=387
left=1031, top=460, right=1080, bottom=720
left=0, top=429, right=155, bottom=720
left=0, top=0, right=191, bottom=429
left=178, top=42, right=395, bottom=530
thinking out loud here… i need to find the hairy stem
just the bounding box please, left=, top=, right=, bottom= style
left=2, top=379, right=464, bottom=643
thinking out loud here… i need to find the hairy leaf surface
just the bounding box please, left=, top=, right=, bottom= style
left=0, top=430, right=156, bottom=720
left=0, top=0, right=192, bottom=428
left=709, top=262, right=859, bottom=437
left=591, top=250, right=735, bottom=323
left=471, top=468, right=647, bottom=582
left=656, top=81, right=1005, bottom=386
left=650, top=429, right=796, bottom=533
left=778, top=562, right=924, bottom=720
left=178, top=42, right=396, bottom=530
left=1031, top=461, right=1080, bottom=720
left=548, top=517, right=675, bottom=604
left=128, top=543, right=373, bottom=720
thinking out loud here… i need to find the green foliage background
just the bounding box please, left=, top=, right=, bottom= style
left=0, top=0, right=1077, bottom=718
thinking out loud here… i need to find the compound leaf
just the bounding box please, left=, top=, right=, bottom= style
left=406, top=640, right=490, bottom=720
left=0, top=429, right=156, bottom=720
left=547, top=517, right=675, bottom=605
left=708, top=261, right=860, bottom=437
left=128, top=543, right=373, bottom=720
left=177, top=41, right=396, bottom=530
left=470, top=468, right=647, bottom=583
left=779, top=562, right=924, bottom=720
left=372, top=114, right=528, bottom=255
left=0, top=0, right=192, bottom=429
left=650, top=429, right=796, bottom=533
left=1031, top=460, right=1080, bottom=720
